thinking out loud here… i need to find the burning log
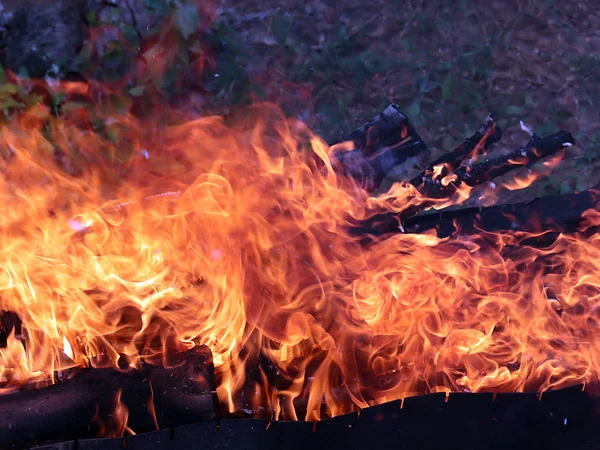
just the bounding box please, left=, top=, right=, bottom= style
left=356, top=184, right=600, bottom=240
left=331, top=104, right=427, bottom=190
left=405, top=183, right=600, bottom=238
left=0, top=99, right=596, bottom=450
left=337, top=105, right=583, bottom=240
left=34, top=385, right=600, bottom=450
left=332, top=105, right=573, bottom=209
left=0, top=346, right=218, bottom=449
left=409, top=114, right=502, bottom=189
left=414, top=130, right=575, bottom=199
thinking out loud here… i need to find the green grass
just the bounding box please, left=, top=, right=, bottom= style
left=1, top=0, right=598, bottom=201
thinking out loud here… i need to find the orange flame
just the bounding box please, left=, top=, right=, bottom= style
left=111, top=389, right=136, bottom=438
left=92, top=389, right=136, bottom=438
left=0, top=96, right=599, bottom=426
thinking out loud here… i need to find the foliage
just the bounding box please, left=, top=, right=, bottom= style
left=0, top=0, right=598, bottom=200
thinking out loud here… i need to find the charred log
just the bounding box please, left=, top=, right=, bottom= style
left=409, top=114, right=502, bottom=188
left=335, top=106, right=574, bottom=216
left=0, top=346, right=218, bottom=449
left=355, top=184, right=600, bottom=240
left=34, top=385, right=600, bottom=450
left=415, top=131, right=575, bottom=199
left=331, top=104, right=427, bottom=190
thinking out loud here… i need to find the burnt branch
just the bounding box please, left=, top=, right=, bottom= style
left=355, top=184, right=600, bottom=240
left=0, top=346, right=218, bottom=449
left=410, top=114, right=502, bottom=188
left=331, top=104, right=427, bottom=190
left=414, top=131, right=575, bottom=199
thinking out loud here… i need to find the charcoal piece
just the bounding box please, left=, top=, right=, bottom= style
left=331, top=104, right=427, bottom=190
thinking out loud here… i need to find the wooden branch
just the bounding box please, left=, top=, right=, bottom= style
left=331, top=104, right=427, bottom=190
left=354, top=184, right=600, bottom=240
left=409, top=114, right=502, bottom=188
left=0, top=346, right=218, bottom=449
left=414, top=131, right=575, bottom=199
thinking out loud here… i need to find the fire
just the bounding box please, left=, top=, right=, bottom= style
left=92, top=389, right=136, bottom=438
left=0, top=92, right=599, bottom=427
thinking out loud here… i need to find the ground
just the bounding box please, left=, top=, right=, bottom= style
left=206, top=0, right=600, bottom=203
left=1, top=0, right=599, bottom=203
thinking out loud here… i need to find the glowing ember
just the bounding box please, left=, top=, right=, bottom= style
left=0, top=96, right=598, bottom=425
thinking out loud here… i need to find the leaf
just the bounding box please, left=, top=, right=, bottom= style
left=52, top=93, right=66, bottom=113
left=442, top=73, right=453, bottom=101
left=86, top=10, right=97, bottom=26
left=128, top=85, right=146, bottom=97
left=559, top=180, right=572, bottom=195
left=271, top=10, right=291, bottom=46
left=416, top=73, right=429, bottom=93
left=123, top=25, right=140, bottom=44
left=142, top=44, right=162, bottom=62
left=173, top=5, right=199, bottom=39
left=442, top=133, right=457, bottom=150
left=105, top=126, right=121, bottom=144
left=505, top=105, right=525, bottom=116
left=415, top=73, right=439, bottom=94
left=145, top=0, right=169, bottom=15
left=26, top=103, right=50, bottom=119
left=0, top=83, right=18, bottom=94
left=576, top=176, right=589, bottom=192
left=250, top=83, right=267, bottom=100
left=405, top=98, right=422, bottom=118
left=61, top=101, right=88, bottom=113
left=188, top=39, right=204, bottom=54
left=24, top=93, right=44, bottom=108
left=1, top=97, right=23, bottom=110
left=535, top=122, right=555, bottom=137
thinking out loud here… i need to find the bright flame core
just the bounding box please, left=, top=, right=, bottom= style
left=0, top=101, right=599, bottom=422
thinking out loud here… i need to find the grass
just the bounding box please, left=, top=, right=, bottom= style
left=205, top=0, right=600, bottom=201
left=1, top=0, right=599, bottom=202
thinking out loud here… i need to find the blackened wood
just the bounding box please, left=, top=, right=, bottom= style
left=35, top=385, right=600, bottom=450
left=409, top=114, right=502, bottom=188
left=355, top=184, right=600, bottom=240
left=0, top=345, right=217, bottom=449
left=0, top=311, right=22, bottom=348
left=415, top=131, right=575, bottom=199
left=331, top=104, right=427, bottom=190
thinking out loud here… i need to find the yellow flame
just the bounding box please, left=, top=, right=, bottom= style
left=0, top=100, right=598, bottom=424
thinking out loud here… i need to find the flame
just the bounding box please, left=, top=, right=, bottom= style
left=111, top=389, right=135, bottom=438
left=431, top=164, right=446, bottom=180
left=63, top=336, right=74, bottom=360
left=0, top=94, right=599, bottom=426
left=92, top=389, right=136, bottom=438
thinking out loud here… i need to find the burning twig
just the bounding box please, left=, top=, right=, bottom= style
left=416, top=130, right=575, bottom=199
left=409, top=114, right=502, bottom=189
